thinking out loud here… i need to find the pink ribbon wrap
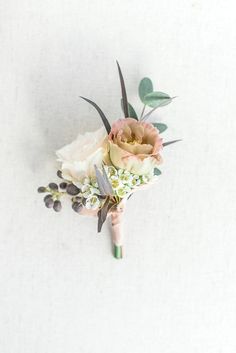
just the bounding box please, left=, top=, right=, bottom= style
left=79, top=201, right=126, bottom=251
left=110, top=201, right=125, bottom=247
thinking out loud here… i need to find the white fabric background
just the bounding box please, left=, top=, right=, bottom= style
left=1, top=0, right=236, bottom=352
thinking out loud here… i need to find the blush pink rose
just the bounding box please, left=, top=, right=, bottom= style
left=108, top=118, right=163, bottom=175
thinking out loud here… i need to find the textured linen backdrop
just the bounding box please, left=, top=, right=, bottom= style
left=1, top=0, right=236, bottom=352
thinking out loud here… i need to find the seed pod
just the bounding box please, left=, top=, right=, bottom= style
left=45, top=197, right=54, bottom=208
left=72, top=202, right=83, bottom=213
left=37, top=186, right=46, bottom=193
left=66, top=184, right=80, bottom=195
left=48, top=182, right=58, bottom=190
left=53, top=200, right=62, bottom=212
left=57, top=170, right=63, bottom=178
left=44, top=194, right=53, bottom=203
left=59, top=182, right=67, bottom=190
left=82, top=198, right=87, bottom=206
left=73, top=196, right=82, bottom=202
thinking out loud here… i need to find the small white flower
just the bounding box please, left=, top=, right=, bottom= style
left=83, top=177, right=91, bottom=185
left=120, top=173, right=132, bottom=184
left=141, top=175, right=150, bottom=184
left=128, top=177, right=141, bottom=188
left=117, top=168, right=124, bottom=176
left=110, top=177, right=123, bottom=190
left=85, top=195, right=100, bottom=210
left=116, top=185, right=131, bottom=198
left=107, top=166, right=117, bottom=177
left=81, top=184, right=93, bottom=198
left=91, top=178, right=98, bottom=188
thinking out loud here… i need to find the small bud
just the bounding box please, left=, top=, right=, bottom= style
left=53, top=200, right=62, bottom=212
left=45, top=198, right=54, bottom=208
left=44, top=194, right=53, bottom=203
left=48, top=183, right=58, bottom=190
left=72, top=202, right=83, bottom=213
left=37, top=186, right=46, bottom=193
left=57, top=170, right=63, bottom=178
left=73, top=196, right=82, bottom=202
left=59, top=182, right=67, bottom=190
left=66, top=184, right=80, bottom=195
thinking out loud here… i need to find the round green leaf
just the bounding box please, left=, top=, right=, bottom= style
left=152, top=123, right=168, bottom=133
left=138, top=77, right=153, bottom=103
left=144, top=91, right=171, bottom=108
left=154, top=168, right=161, bottom=176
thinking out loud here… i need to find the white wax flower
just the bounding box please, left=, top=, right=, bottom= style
left=85, top=195, right=100, bottom=210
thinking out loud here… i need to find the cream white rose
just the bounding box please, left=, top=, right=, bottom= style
left=56, top=126, right=108, bottom=182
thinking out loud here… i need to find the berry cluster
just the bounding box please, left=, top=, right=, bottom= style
left=37, top=166, right=156, bottom=214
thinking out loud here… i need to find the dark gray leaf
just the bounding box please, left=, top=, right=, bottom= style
left=163, top=139, right=181, bottom=147
left=97, top=197, right=110, bottom=233
left=121, top=99, right=138, bottom=120
left=116, top=61, right=129, bottom=118
left=80, top=96, right=111, bottom=134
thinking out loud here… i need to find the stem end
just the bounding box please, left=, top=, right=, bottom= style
left=114, top=245, right=123, bottom=259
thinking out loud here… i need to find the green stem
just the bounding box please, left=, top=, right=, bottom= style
left=140, top=104, right=146, bottom=119
left=114, top=245, right=123, bottom=259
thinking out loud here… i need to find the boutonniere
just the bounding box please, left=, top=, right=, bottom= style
left=37, top=61, right=180, bottom=259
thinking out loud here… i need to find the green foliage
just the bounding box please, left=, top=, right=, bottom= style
left=154, top=168, right=161, bottom=176
left=152, top=123, right=168, bottom=133
left=139, top=77, right=153, bottom=103
left=144, top=91, right=172, bottom=108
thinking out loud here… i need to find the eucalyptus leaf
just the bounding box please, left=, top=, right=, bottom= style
left=144, top=91, right=172, bottom=108
left=154, top=168, right=161, bottom=176
left=163, top=139, right=181, bottom=147
left=139, top=77, right=153, bottom=103
left=152, top=123, right=168, bottom=133
left=121, top=99, right=138, bottom=120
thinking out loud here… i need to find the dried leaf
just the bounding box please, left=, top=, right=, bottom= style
left=121, top=99, right=138, bottom=120
left=97, top=197, right=110, bottom=232
left=102, top=165, right=114, bottom=195
left=116, top=61, right=129, bottom=118
left=94, top=165, right=113, bottom=196
left=163, top=139, right=181, bottom=147
left=80, top=96, right=111, bottom=134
